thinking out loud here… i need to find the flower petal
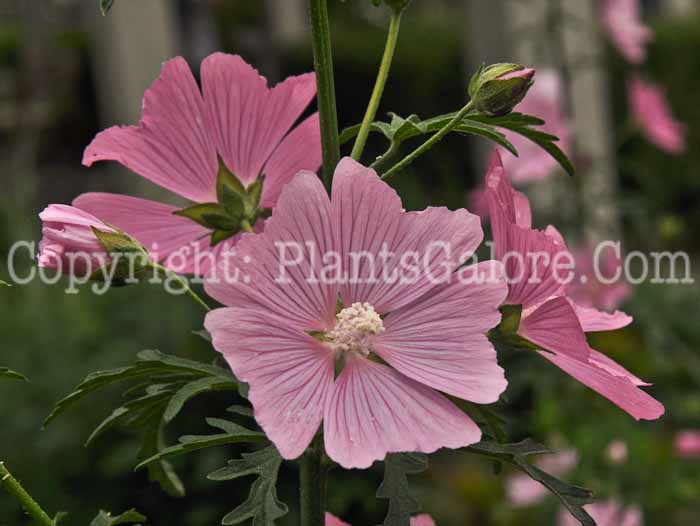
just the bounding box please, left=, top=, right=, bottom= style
left=325, top=513, right=351, bottom=526
left=261, top=113, right=322, bottom=208
left=539, top=350, right=664, bottom=420
left=485, top=152, right=532, bottom=229
left=588, top=349, right=650, bottom=387
left=205, top=307, right=335, bottom=459
left=374, top=261, right=508, bottom=403
left=323, top=356, right=481, bottom=469
left=83, top=57, right=218, bottom=203
left=332, top=157, right=483, bottom=313
left=411, top=516, right=436, bottom=526
left=571, top=302, right=633, bottom=333
left=201, top=53, right=316, bottom=184
left=204, top=171, right=338, bottom=330
left=519, top=297, right=589, bottom=361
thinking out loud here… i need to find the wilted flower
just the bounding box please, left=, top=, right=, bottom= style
left=628, top=76, right=687, bottom=155
left=79, top=53, right=321, bottom=275
left=469, top=63, right=535, bottom=117
left=486, top=154, right=664, bottom=420
left=674, top=431, right=700, bottom=458
left=205, top=158, right=508, bottom=469
left=559, top=499, right=642, bottom=526
left=601, top=0, right=653, bottom=64
left=506, top=449, right=578, bottom=507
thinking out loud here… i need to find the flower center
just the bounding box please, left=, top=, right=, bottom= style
left=326, top=302, right=385, bottom=357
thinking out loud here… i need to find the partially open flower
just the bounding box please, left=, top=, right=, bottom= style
left=469, top=63, right=535, bottom=116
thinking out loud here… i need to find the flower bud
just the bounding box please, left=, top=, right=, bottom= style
left=38, top=204, right=147, bottom=280
left=469, top=63, right=536, bottom=117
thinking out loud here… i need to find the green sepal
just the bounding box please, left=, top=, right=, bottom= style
left=174, top=203, right=239, bottom=231
left=217, top=162, right=246, bottom=202
left=489, top=304, right=540, bottom=353
left=92, top=227, right=145, bottom=255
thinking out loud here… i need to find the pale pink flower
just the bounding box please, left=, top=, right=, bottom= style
left=500, top=70, right=572, bottom=184
left=675, top=431, right=700, bottom=458
left=325, top=513, right=435, bottom=526
left=628, top=76, right=687, bottom=155
left=559, top=499, right=642, bottom=526
left=601, top=0, right=653, bottom=64
left=567, top=244, right=632, bottom=312
left=506, top=449, right=578, bottom=507
left=606, top=439, right=629, bottom=464
left=38, top=204, right=115, bottom=277
left=486, top=153, right=664, bottom=420
left=205, top=158, right=508, bottom=469
left=78, top=53, right=321, bottom=275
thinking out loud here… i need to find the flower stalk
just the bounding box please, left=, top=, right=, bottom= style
left=0, top=462, right=55, bottom=526
left=351, top=9, right=403, bottom=162
left=299, top=435, right=326, bottom=526
left=148, top=263, right=211, bottom=312
left=308, top=0, right=341, bottom=189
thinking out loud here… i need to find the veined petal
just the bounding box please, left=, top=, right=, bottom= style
left=83, top=57, right=218, bottom=203
left=375, top=261, right=508, bottom=403
left=201, top=53, right=316, bottom=184
left=205, top=307, right=334, bottom=459
left=519, top=297, right=589, bottom=361
left=325, top=513, right=351, bottom=526
left=323, top=356, right=481, bottom=469
left=571, top=301, right=633, bottom=333
left=588, top=348, right=650, bottom=387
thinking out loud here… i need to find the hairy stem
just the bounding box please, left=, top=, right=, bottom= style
left=308, top=0, right=341, bottom=189
left=0, top=462, right=55, bottom=526
left=382, top=100, right=475, bottom=180
left=351, top=10, right=403, bottom=162
left=299, top=435, right=326, bottom=526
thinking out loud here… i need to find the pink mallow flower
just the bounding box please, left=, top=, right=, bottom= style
left=326, top=513, right=435, bottom=526
left=601, top=0, right=653, bottom=64
left=675, top=431, right=700, bottom=458
left=566, top=244, right=632, bottom=312
left=205, top=158, right=509, bottom=469
left=486, top=153, right=664, bottom=420
left=38, top=204, right=114, bottom=277
left=78, top=53, right=321, bottom=276
left=506, top=449, right=578, bottom=507
left=628, top=76, right=687, bottom=155
left=559, top=499, right=642, bottom=526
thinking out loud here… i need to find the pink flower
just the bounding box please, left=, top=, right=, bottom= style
left=628, top=76, right=687, bottom=155
left=601, top=0, right=653, bottom=64
left=38, top=204, right=115, bottom=277
left=606, top=439, right=629, bottom=464
left=566, top=244, right=632, bottom=311
left=675, top=431, right=700, bottom=458
left=559, top=499, right=642, bottom=526
left=486, top=153, right=664, bottom=420
left=78, top=53, right=321, bottom=275
left=506, top=449, right=578, bottom=507
left=500, top=70, right=572, bottom=184
left=205, top=158, right=508, bottom=468
left=325, top=513, right=435, bottom=526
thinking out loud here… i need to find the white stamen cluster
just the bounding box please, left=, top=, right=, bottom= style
left=326, top=302, right=385, bottom=357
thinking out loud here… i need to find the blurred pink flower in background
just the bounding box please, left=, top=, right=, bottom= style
left=628, top=76, right=687, bottom=155
left=567, top=244, right=632, bottom=312
left=675, top=431, right=700, bottom=458
left=326, top=513, right=435, bottom=526
left=38, top=204, right=114, bottom=277
left=79, top=53, right=321, bottom=275
left=506, top=449, right=578, bottom=507
left=601, top=0, right=653, bottom=64
left=560, top=499, right=642, bottom=526
left=606, top=439, right=629, bottom=464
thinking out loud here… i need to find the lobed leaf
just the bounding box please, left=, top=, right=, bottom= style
left=377, top=453, right=429, bottom=526
left=90, top=509, right=146, bottom=526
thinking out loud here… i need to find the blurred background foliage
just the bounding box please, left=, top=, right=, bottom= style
left=0, top=0, right=698, bottom=525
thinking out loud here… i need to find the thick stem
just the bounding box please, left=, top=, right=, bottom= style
left=0, top=462, right=55, bottom=526
left=149, top=263, right=211, bottom=312
left=382, top=101, right=475, bottom=181
left=299, top=435, right=326, bottom=526
left=351, top=10, right=403, bottom=161
left=308, top=0, right=341, bottom=189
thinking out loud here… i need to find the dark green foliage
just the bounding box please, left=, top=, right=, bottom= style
left=0, top=367, right=27, bottom=381
left=90, top=509, right=147, bottom=526
left=99, top=0, right=114, bottom=15
left=377, top=453, right=428, bottom=526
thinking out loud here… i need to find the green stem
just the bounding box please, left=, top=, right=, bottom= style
left=0, top=462, right=55, bottom=526
left=149, top=263, right=211, bottom=312
left=308, top=0, right=341, bottom=189
left=382, top=100, right=474, bottom=180
left=370, top=140, right=400, bottom=172
left=299, top=435, right=326, bottom=526
left=351, top=10, right=403, bottom=161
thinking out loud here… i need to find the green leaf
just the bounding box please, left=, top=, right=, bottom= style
left=0, top=367, right=27, bottom=382
left=465, top=440, right=596, bottom=526
left=163, top=376, right=238, bottom=423
left=135, top=418, right=265, bottom=470
left=208, top=446, right=288, bottom=526
left=377, top=453, right=428, bottom=526
left=0, top=279, right=10, bottom=287
left=91, top=509, right=146, bottom=526
left=99, top=0, right=115, bottom=16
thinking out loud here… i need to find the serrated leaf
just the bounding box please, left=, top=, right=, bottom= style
left=90, top=509, right=146, bottom=526
left=135, top=418, right=265, bottom=470
left=377, top=453, right=428, bottom=526
left=99, top=0, right=115, bottom=16
left=163, top=376, right=237, bottom=423
left=0, top=367, right=27, bottom=381
left=208, top=446, right=288, bottom=526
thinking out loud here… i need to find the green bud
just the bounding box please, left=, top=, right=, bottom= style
left=469, top=63, right=536, bottom=117
left=90, top=227, right=150, bottom=282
